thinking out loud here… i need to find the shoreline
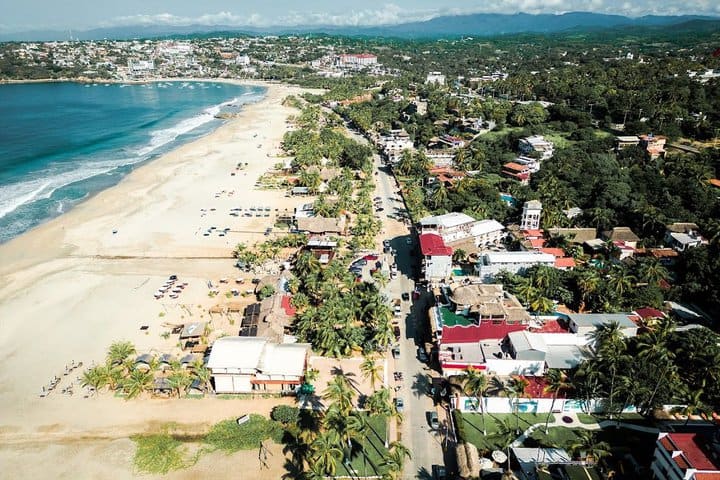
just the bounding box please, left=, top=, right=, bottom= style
left=0, top=78, right=318, bottom=477
left=0, top=78, right=268, bottom=247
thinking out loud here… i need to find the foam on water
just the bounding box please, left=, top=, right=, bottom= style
left=0, top=81, right=265, bottom=240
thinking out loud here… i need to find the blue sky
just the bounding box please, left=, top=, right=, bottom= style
left=1, top=0, right=719, bottom=32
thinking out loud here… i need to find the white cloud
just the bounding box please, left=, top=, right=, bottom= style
left=99, top=1, right=720, bottom=29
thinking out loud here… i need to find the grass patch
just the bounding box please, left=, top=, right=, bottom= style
left=577, top=412, right=649, bottom=426
left=335, top=414, right=388, bottom=477
left=527, top=426, right=584, bottom=449
left=204, top=414, right=283, bottom=453
left=459, top=412, right=552, bottom=452
left=132, top=433, right=192, bottom=474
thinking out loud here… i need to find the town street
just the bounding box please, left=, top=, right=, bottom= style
left=348, top=126, right=446, bottom=479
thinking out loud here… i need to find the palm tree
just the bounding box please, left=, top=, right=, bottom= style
left=381, top=441, right=412, bottom=479
left=323, top=374, right=355, bottom=416
left=366, top=387, right=393, bottom=417
left=506, top=376, right=530, bottom=434
left=543, top=370, right=570, bottom=434
left=607, top=266, right=636, bottom=298
left=81, top=366, right=108, bottom=395
left=311, top=432, right=343, bottom=476
left=463, top=367, right=488, bottom=434
left=191, top=361, right=213, bottom=393
left=530, top=296, right=555, bottom=314
left=360, top=355, right=383, bottom=391
left=121, top=368, right=152, bottom=399
left=637, top=258, right=669, bottom=286
left=569, top=431, right=610, bottom=464
left=167, top=369, right=192, bottom=398
left=430, top=182, right=449, bottom=209
left=106, top=341, right=136, bottom=366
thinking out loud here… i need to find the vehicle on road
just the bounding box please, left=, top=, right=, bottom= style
left=401, top=292, right=410, bottom=301
left=395, top=397, right=404, bottom=412
left=391, top=346, right=400, bottom=358
left=383, top=239, right=391, bottom=248
left=429, top=411, right=439, bottom=429
left=393, top=299, right=402, bottom=316
left=417, top=347, right=428, bottom=362
left=393, top=325, right=401, bottom=340
left=376, top=207, right=384, bottom=212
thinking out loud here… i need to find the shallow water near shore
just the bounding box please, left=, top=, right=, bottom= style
left=0, top=81, right=264, bottom=243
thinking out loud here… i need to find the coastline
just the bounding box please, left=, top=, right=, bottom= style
left=0, top=78, right=317, bottom=477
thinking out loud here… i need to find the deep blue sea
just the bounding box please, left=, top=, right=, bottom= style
left=0, top=81, right=265, bottom=243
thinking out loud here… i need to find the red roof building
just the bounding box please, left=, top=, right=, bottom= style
left=419, top=233, right=453, bottom=281
left=652, top=432, right=720, bottom=480
left=502, top=162, right=531, bottom=184
left=441, top=322, right=527, bottom=344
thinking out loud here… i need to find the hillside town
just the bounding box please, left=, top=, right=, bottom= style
left=2, top=26, right=720, bottom=480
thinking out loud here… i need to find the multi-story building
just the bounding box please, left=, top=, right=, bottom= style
left=651, top=432, right=720, bottom=480
left=426, top=71, right=446, bottom=85
left=419, top=212, right=504, bottom=248
left=475, top=251, right=555, bottom=282
left=521, top=200, right=543, bottom=231
left=519, top=135, right=554, bottom=160
left=419, top=233, right=453, bottom=281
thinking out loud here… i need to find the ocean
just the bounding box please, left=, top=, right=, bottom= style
left=0, top=81, right=265, bottom=243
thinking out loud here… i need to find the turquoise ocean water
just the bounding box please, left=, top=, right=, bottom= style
left=0, top=81, right=265, bottom=243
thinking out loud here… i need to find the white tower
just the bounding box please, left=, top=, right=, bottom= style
left=521, top=200, right=542, bottom=230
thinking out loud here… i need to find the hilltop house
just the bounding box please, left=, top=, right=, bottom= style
left=519, top=135, right=554, bottom=160
left=664, top=223, right=706, bottom=252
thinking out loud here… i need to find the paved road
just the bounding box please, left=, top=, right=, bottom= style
left=348, top=127, right=445, bottom=479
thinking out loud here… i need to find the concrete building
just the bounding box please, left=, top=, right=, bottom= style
left=521, top=200, right=542, bottom=231
left=476, top=251, right=556, bottom=282
left=418, top=212, right=505, bottom=248
left=564, top=313, right=639, bottom=342
left=651, top=432, right=720, bottom=480
left=419, top=233, right=453, bottom=281
left=337, top=53, right=377, bottom=68
left=426, top=71, right=446, bottom=85
left=639, top=134, right=667, bottom=159
left=665, top=223, right=706, bottom=252
left=519, top=135, right=554, bottom=160
left=207, top=337, right=310, bottom=394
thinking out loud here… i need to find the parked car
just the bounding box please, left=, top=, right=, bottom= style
left=429, top=411, right=439, bottom=429
left=417, top=347, right=428, bottom=362
left=401, top=292, right=410, bottom=301
left=432, top=465, right=447, bottom=479
left=391, top=346, right=400, bottom=358
left=395, top=397, right=404, bottom=412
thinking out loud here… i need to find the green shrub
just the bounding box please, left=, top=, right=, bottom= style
left=132, top=433, right=188, bottom=474
left=270, top=405, right=300, bottom=424
left=204, top=415, right=283, bottom=453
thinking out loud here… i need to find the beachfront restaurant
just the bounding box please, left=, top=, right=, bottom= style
left=207, top=337, right=310, bottom=394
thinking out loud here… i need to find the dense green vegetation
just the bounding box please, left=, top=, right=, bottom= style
left=283, top=372, right=407, bottom=479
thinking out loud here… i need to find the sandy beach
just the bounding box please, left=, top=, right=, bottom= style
left=0, top=80, right=314, bottom=477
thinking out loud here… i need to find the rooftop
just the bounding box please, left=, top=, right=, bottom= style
left=439, top=306, right=475, bottom=327
left=442, top=322, right=527, bottom=343
left=659, top=432, right=720, bottom=472
left=419, top=233, right=453, bottom=256
left=419, top=212, right=476, bottom=229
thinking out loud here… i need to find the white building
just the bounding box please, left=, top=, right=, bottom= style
left=520, top=200, right=542, bottom=231
left=337, top=53, right=377, bottom=68
left=426, top=71, right=446, bottom=85
left=564, top=313, right=638, bottom=342
left=235, top=54, right=251, bottom=66
left=127, top=59, right=154, bottom=76
left=519, top=135, right=554, bottom=160
left=475, top=251, right=555, bottom=282
left=419, top=212, right=504, bottom=247
left=207, top=337, right=310, bottom=393
left=419, top=233, right=453, bottom=281
left=513, top=155, right=541, bottom=173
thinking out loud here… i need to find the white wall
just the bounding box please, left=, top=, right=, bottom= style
left=425, top=255, right=452, bottom=280
left=484, top=359, right=545, bottom=376
left=453, top=395, right=637, bottom=414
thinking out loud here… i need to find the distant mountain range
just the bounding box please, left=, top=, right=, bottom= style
left=2, top=12, right=720, bottom=41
